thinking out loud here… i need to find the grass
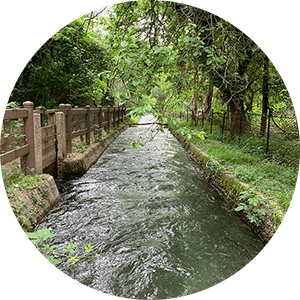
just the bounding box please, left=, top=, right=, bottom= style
left=171, top=119, right=299, bottom=213
left=1, top=163, right=47, bottom=230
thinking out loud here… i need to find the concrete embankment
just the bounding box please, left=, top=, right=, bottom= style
left=9, top=174, right=61, bottom=232
left=58, top=124, right=129, bottom=179
left=169, top=125, right=282, bottom=243
left=9, top=124, right=129, bottom=231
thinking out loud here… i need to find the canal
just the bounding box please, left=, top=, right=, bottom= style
left=36, top=115, right=264, bottom=299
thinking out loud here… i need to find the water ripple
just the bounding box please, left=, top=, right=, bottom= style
left=37, top=115, right=264, bottom=299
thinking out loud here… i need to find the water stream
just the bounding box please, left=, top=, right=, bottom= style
left=37, top=114, right=264, bottom=299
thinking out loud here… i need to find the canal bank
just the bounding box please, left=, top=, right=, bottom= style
left=6, top=174, right=61, bottom=232
left=168, top=123, right=283, bottom=244
left=58, top=124, right=129, bottom=179
left=36, top=116, right=265, bottom=298
left=6, top=123, right=129, bottom=231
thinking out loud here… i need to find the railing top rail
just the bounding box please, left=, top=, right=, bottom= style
left=4, top=108, right=28, bottom=120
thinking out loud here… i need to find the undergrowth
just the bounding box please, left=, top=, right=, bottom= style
left=170, top=118, right=298, bottom=214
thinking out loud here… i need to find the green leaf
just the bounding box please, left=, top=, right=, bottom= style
left=182, top=36, right=189, bottom=43
left=47, top=256, right=60, bottom=265
left=206, top=58, right=212, bottom=65
left=132, top=141, right=140, bottom=149
left=235, top=205, right=246, bottom=212
left=196, top=132, right=206, bottom=140
left=12, top=190, right=22, bottom=196
left=67, top=257, right=80, bottom=265
left=62, top=243, right=79, bottom=253
left=120, top=41, right=128, bottom=48
left=26, top=228, right=56, bottom=244
left=84, top=243, right=93, bottom=252
left=170, top=77, right=178, bottom=83
left=163, top=65, right=170, bottom=72
left=1, top=166, right=9, bottom=177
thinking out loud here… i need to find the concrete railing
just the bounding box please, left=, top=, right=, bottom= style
left=1, top=102, right=127, bottom=176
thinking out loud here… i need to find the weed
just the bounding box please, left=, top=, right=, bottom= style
left=169, top=117, right=297, bottom=213
left=26, top=228, right=99, bottom=265
left=1, top=163, right=46, bottom=231
left=235, top=188, right=269, bottom=226
left=73, top=141, right=88, bottom=153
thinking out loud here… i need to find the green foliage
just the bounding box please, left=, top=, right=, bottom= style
left=1, top=119, right=26, bottom=150
left=235, top=188, right=269, bottom=226
left=176, top=127, right=206, bottom=142
left=171, top=119, right=207, bottom=142
left=1, top=163, right=49, bottom=230
left=8, top=0, right=295, bottom=138
left=1, top=164, right=44, bottom=194
left=26, top=228, right=99, bottom=265
left=6, top=102, right=20, bottom=109
left=98, top=0, right=296, bottom=141
left=131, top=140, right=145, bottom=149
left=169, top=118, right=296, bottom=213
left=73, top=141, right=88, bottom=153
left=10, top=16, right=109, bottom=108
left=26, top=228, right=56, bottom=243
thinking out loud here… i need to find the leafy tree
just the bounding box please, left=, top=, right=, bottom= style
left=8, top=0, right=293, bottom=137
left=100, top=0, right=293, bottom=135
left=10, top=14, right=109, bottom=108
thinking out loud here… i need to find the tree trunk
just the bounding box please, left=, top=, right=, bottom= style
left=204, top=82, right=213, bottom=121
left=192, top=90, right=198, bottom=123
left=228, top=96, right=248, bottom=138
left=260, top=55, right=269, bottom=136
left=114, top=96, right=118, bottom=107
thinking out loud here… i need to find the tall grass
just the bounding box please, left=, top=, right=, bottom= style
left=172, top=119, right=299, bottom=212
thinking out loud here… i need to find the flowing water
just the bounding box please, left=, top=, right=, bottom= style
left=37, top=115, right=264, bottom=299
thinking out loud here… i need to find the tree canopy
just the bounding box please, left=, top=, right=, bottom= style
left=10, top=13, right=110, bottom=108
left=9, top=0, right=294, bottom=134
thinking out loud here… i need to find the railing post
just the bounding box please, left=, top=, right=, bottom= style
left=98, top=105, right=102, bottom=125
left=55, top=111, right=66, bottom=179
left=95, top=106, right=102, bottom=139
left=33, top=113, right=43, bottom=175
left=118, top=107, right=121, bottom=125
left=107, top=107, right=111, bottom=131
left=47, top=111, right=55, bottom=126
left=59, top=104, right=72, bottom=154
left=122, top=106, right=125, bottom=122
left=85, top=105, right=91, bottom=145
left=113, top=107, right=117, bottom=127
left=35, top=106, right=46, bottom=127
left=22, top=101, right=36, bottom=175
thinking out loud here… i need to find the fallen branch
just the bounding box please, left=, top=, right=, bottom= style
left=126, top=122, right=168, bottom=127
